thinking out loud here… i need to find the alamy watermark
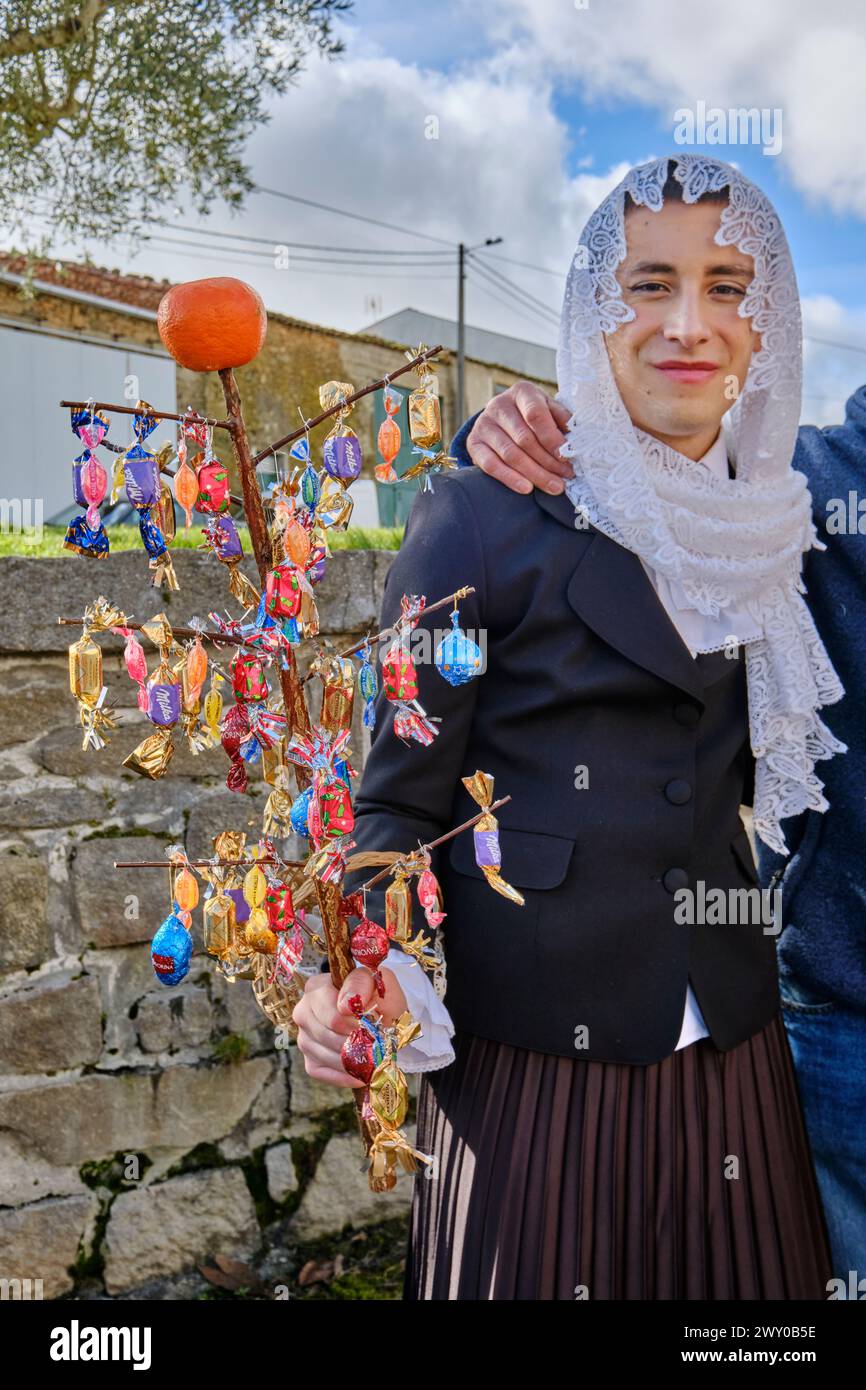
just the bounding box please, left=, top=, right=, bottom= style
left=674, top=880, right=782, bottom=935
left=673, top=100, right=783, bottom=157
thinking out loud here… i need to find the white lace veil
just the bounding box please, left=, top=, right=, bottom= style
left=556, top=154, right=845, bottom=854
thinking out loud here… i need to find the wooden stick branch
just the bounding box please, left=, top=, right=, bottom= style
left=250, top=344, right=444, bottom=465
left=57, top=616, right=249, bottom=647
left=59, top=400, right=233, bottom=430
left=300, top=585, right=476, bottom=686
left=359, top=796, right=512, bottom=891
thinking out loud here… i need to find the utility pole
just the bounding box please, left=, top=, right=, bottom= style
left=457, top=242, right=466, bottom=427
left=456, top=236, right=502, bottom=431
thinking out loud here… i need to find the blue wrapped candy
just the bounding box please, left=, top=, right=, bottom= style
left=435, top=608, right=483, bottom=686
left=290, top=785, right=313, bottom=837
left=151, top=911, right=192, bottom=986
left=63, top=514, right=109, bottom=558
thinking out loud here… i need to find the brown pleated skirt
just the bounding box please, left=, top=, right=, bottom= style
left=404, top=1013, right=832, bottom=1300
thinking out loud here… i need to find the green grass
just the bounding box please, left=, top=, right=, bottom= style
left=0, top=523, right=404, bottom=558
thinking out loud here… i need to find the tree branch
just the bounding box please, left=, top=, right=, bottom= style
left=0, top=0, right=128, bottom=60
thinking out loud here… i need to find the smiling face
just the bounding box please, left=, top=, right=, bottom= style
left=604, top=198, right=761, bottom=461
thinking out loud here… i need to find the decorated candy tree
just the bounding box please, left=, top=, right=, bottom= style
left=59, top=277, right=521, bottom=1190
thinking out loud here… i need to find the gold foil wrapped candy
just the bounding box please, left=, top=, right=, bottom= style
left=203, top=889, right=237, bottom=960
left=69, top=632, right=102, bottom=703
left=385, top=868, right=412, bottom=943
left=407, top=349, right=442, bottom=450
left=462, top=769, right=525, bottom=906
left=317, top=655, right=355, bottom=735
left=122, top=724, right=174, bottom=779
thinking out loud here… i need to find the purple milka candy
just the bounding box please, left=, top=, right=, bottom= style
left=213, top=514, right=243, bottom=561
left=227, top=886, right=251, bottom=925
left=474, top=826, right=501, bottom=870
left=147, top=680, right=181, bottom=726
left=323, top=433, right=363, bottom=481
left=124, top=454, right=161, bottom=509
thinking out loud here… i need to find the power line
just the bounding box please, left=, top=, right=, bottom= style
left=253, top=184, right=455, bottom=249
left=155, top=218, right=455, bottom=258
left=482, top=250, right=567, bottom=279
left=466, top=267, right=559, bottom=336
left=468, top=258, right=560, bottom=327
left=141, top=231, right=456, bottom=267
left=137, top=241, right=455, bottom=280
left=470, top=253, right=561, bottom=319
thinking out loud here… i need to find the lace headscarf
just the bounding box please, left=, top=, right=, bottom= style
left=557, top=154, right=845, bottom=854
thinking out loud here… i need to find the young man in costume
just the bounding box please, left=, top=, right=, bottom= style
left=449, top=170, right=866, bottom=1285
left=293, top=156, right=844, bottom=1299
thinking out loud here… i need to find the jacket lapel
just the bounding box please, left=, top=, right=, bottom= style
left=534, top=488, right=708, bottom=701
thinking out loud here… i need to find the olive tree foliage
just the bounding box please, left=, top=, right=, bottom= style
left=0, top=0, right=351, bottom=250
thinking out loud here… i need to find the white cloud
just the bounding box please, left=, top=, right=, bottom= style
left=480, top=0, right=866, bottom=218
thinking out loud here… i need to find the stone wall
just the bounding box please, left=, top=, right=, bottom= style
left=0, top=548, right=415, bottom=1300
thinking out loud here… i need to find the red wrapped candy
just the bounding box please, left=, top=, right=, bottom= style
left=307, top=774, right=354, bottom=841
left=231, top=650, right=268, bottom=703
left=265, top=561, right=303, bottom=620
left=220, top=702, right=250, bottom=792
left=265, top=884, right=295, bottom=931
left=382, top=640, right=418, bottom=702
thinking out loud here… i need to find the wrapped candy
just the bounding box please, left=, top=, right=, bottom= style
left=277, top=502, right=313, bottom=569
left=381, top=637, right=418, bottom=703
left=231, top=650, right=268, bottom=703
left=68, top=629, right=117, bottom=751
left=385, top=868, right=412, bottom=944
left=317, top=654, right=355, bottom=736
left=290, top=784, right=313, bottom=837
left=114, top=626, right=149, bottom=712
left=320, top=380, right=362, bottom=482
left=407, top=349, right=442, bottom=450
left=263, top=765, right=295, bottom=839
left=196, top=428, right=231, bottom=514
left=417, top=861, right=446, bottom=929
left=351, top=915, right=390, bottom=996
left=199, top=514, right=260, bottom=609
left=308, top=773, right=354, bottom=841
left=401, top=444, right=458, bottom=495
left=273, top=924, right=305, bottom=983
left=315, top=474, right=354, bottom=531
left=146, top=657, right=182, bottom=726
left=173, top=419, right=204, bottom=529
left=122, top=403, right=179, bottom=590
left=203, top=887, right=237, bottom=960
left=221, top=701, right=252, bottom=792
left=266, top=882, right=295, bottom=931
left=375, top=384, right=404, bottom=483
left=462, top=770, right=525, bottom=906
left=264, top=560, right=303, bottom=621
left=151, top=911, right=192, bottom=986
left=65, top=405, right=111, bottom=558
left=185, top=631, right=209, bottom=705
left=202, top=670, right=225, bottom=740
left=122, top=725, right=174, bottom=778
left=156, top=482, right=176, bottom=545
left=287, top=728, right=355, bottom=844
left=358, top=638, right=379, bottom=729
left=341, top=1005, right=386, bottom=1085
left=435, top=603, right=483, bottom=685
left=173, top=864, right=200, bottom=913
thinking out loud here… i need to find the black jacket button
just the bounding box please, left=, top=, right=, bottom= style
left=673, top=701, right=701, bottom=726
left=665, top=778, right=693, bottom=805
left=663, top=868, right=690, bottom=893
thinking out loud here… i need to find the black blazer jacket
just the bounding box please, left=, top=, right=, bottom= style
left=342, top=465, right=778, bottom=1064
